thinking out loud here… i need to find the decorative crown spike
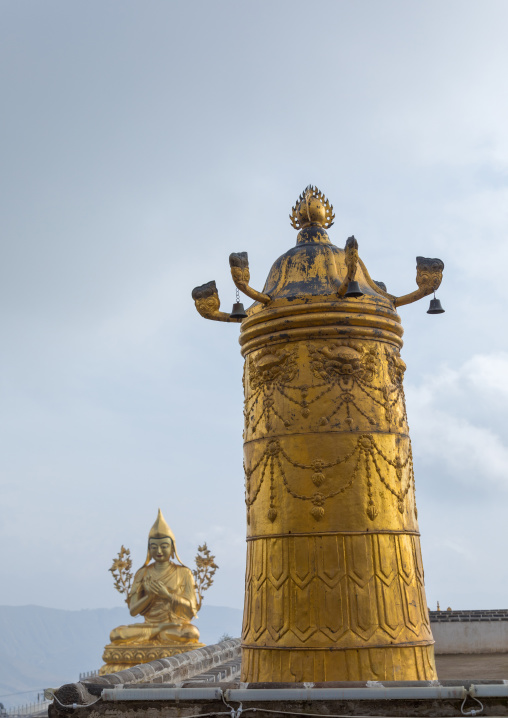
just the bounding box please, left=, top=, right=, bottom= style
left=145, top=508, right=187, bottom=567
left=149, top=508, right=176, bottom=540
left=289, top=185, right=335, bottom=230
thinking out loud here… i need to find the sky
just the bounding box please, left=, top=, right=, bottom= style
left=1, top=0, right=508, bottom=614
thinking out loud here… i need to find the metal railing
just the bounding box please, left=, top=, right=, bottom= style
left=78, top=671, right=98, bottom=681
left=7, top=700, right=50, bottom=716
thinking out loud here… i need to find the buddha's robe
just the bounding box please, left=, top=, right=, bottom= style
left=110, top=562, right=200, bottom=644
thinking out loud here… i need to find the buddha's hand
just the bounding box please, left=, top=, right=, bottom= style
left=143, top=574, right=172, bottom=600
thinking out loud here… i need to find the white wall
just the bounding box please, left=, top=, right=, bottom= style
left=432, top=621, right=508, bottom=654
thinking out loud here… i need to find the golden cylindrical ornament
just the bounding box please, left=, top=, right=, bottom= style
left=192, top=186, right=444, bottom=683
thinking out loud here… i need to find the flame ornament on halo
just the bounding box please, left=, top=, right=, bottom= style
left=290, top=184, right=335, bottom=230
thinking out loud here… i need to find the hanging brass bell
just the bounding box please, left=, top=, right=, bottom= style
left=344, top=280, right=364, bottom=298
left=427, top=297, right=445, bottom=314
left=230, top=302, right=248, bottom=319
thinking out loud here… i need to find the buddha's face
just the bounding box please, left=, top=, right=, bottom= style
left=148, top=537, right=173, bottom=563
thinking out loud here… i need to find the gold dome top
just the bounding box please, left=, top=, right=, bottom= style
left=290, top=185, right=335, bottom=230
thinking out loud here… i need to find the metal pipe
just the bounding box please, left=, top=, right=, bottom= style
left=470, top=684, right=508, bottom=698
left=101, top=687, right=222, bottom=702
left=102, top=685, right=468, bottom=702
left=225, top=686, right=467, bottom=701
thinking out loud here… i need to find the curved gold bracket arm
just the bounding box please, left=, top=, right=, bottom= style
left=191, top=281, right=241, bottom=323
left=357, top=258, right=395, bottom=302
left=393, top=256, right=445, bottom=308
left=229, top=252, right=271, bottom=305
left=337, top=236, right=359, bottom=297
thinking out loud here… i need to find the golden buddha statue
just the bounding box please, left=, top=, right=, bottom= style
left=100, top=510, right=204, bottom=674
left=192, top=185, right=445, bottom=683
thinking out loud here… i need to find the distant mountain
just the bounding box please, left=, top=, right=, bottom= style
left=0, top=604, right=242, bottom=708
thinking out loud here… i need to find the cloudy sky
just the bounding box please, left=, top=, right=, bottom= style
left=1, top=0, right=508, bottom=615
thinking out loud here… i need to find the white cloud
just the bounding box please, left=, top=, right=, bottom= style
left=408, top=353, right=508, bottom=609
left=407, top=353, right=508, bottom=491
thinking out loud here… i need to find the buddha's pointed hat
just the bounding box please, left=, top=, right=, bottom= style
left=144, top=508, right=186, bottom=567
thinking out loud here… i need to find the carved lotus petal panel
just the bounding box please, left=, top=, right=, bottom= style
left=401, top=581, right=425, bottom=633
left=267, top=537, right=289, bottom=589
left=376, top=575, right=405, bottom=638
left=289, top=537, right=315, bottom=589
left=346, top=534, right=375, bottom=588
left=319, top=579, right=349, bottom=639
left=374, top=534, right=398, bottom=585
left=397, top=534, right=416, bottom=585
left=348, top=581, right=379, bottom=640
left=316, top=535, right=346, bottom=587
left=252, top=581, right=267, bottom=640
left=252, top=538, right=266, bottom=584
left=291, top=581, right=319, bottom=641
left=266, top=583, right=290, bottom=639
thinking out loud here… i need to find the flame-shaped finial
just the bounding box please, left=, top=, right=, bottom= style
left=289, top=185, right=335, bottom=230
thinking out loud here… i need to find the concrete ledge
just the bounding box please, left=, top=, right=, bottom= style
left=49, top=680, right=508, bottom=717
